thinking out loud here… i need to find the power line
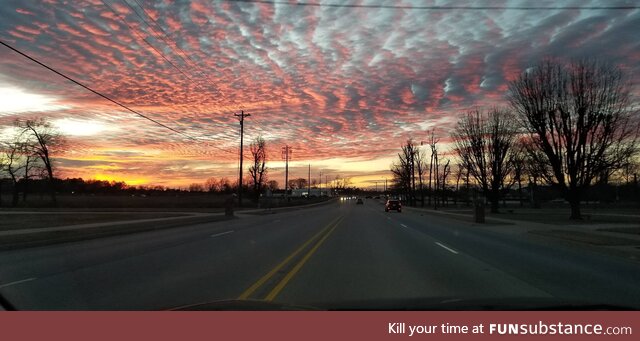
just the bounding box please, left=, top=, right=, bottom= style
left=227, top=0, right=639, bottom=10
left=100, top=0, right=193, bottom=81
left=0, top=40, right=239, bottom=157
left=127, top=0, right=210, bottom=80
left=121, top=0, right=195, bottom=74
left=1, top=5, right=240, bottom=156
left=1, top=39, right=237, bottom=157
left=0, top=38, right=197, bottom=140
left=102, top=0, right=236, bottom=135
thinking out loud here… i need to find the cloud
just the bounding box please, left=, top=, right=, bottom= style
left=0, top=0, right=638, bottom=186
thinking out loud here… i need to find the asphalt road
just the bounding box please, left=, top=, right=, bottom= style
left=1, top=199, right=639, bottom=310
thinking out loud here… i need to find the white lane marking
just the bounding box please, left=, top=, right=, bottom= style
left=0, top=277, right=36, bottom=289
left=210, top=230, right=234, bottom=238
left=435, top=242, right=459, bottom=254
left=400, top=223, right=408, bottom=228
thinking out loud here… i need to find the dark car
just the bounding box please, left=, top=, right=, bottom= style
left=385, top=199, right=401, bottom=212
left=356, top=198, right=364, bottom=204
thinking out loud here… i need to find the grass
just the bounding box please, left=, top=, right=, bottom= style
left=487, top=208, right=640, bottom=225
left=598, top=227, right=640, bottom=235
left=0, top=212, right=187, bottom=231
left=529, top=230, right=639, bottom=246
left=0, top=195, right=334, bottom=232
left=0, top=193, right=333, bottom=210
left=0, top=214, right=235, bottom=251
left=412, top=203, right=640, bottom=226
left=0, top=193, right=232, bottom=209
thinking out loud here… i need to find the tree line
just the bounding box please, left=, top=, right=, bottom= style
left=390, top=58, right=639, bottom=220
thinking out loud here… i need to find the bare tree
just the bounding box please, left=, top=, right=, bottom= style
left=1, top=129, right=43, bottom=206
left=289, top=178, right=308, bottom=190
left=508, top=140, right=529, bottom=207
left=426, top=130, right=439, bottom=206
left=218, top=177, right=233, bottom=193
left=415, top=147, right=427, bottom=207
left=454, top=163, right=464, bottom=205
left=452, top=108, right=517, bottom=213
left=333, top=175, right=351, bottom=190
left=21, top=145, right=39, bottom=202
left=390, top=140, right=418, bottom=204
left=17, top=118, right=64, bottom=205
left=433, top=149, right=440, bottom=209
left=440, top=158, right=451, bottom=206
left=267, top=180, right=279, bottom=191
left=188, top=183, right=204, bottom=192
left=205, top=177, right=219, bottom=192
left=2, top=141, right=23, bottom=206
left=248, top=136, right=268, bottom=201
left=509, top=59, right=639, bottom=219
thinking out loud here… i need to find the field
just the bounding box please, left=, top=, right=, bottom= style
left=0, top=193, right=331, bottom=210
left=0, top=194, right=333, bottom=233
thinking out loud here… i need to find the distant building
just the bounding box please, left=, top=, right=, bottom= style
left=291, top=188, right=331, bottom=197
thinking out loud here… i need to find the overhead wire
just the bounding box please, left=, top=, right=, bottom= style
left=98, top=0, right=240, bottom=154
left=100, top=0, right=193, bottom=81
left=104, top=0, right=247, bottom=138
left=126, top=0, right=215, bottom=83
left=226, top=0, right=640, bottom=10
left=0, top=39, right=238, bottom=156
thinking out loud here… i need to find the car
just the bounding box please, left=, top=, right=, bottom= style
left=356, top=198, right=364, bottom=204
left=385, top=199, right=401, bottom=212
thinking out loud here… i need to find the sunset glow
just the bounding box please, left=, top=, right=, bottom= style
left=1, top=1, right=638, bottom=188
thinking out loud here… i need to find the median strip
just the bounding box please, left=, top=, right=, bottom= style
left=237, top=215, right=343, bottom=300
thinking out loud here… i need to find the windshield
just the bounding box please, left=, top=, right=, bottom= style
left=0, top=0, right=639, bottom=310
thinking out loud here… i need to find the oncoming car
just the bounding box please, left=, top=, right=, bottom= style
left=385, top=199, right=401, bottom=212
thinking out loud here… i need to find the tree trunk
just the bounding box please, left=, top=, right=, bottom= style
left=45, top=163, right=57, bottom=206
left=428, top=161, right=432, bottom=206
left=569, top=199, right=582, bottom=220
left=11, top=185, right=19, bottom=207
left=517, top=178, right=522, bottom=207
left=489, top=188, right=500, bottom=213
left=22, top=179, right=28, bottom=203
left=566, top=186, right=583, bottom=220
left=490, top=198, right=499, bottom=213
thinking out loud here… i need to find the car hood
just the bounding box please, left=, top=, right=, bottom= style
left=168, top=296, right=636, bottom=311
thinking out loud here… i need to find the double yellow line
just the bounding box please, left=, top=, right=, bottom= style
left=238, top=215, right=344, bottom=301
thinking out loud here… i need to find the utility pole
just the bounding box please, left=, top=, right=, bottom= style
left=326, top=175, right=329, bottom=196
left=234, top=110, right=250, bottom=207
left=282, top=146, right=292, bottom=200
left=308, top=164, right=311, bottom=198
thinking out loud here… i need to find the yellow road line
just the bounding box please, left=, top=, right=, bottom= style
left=237, top=215, right=343, bottom=300
left=264, top=216, right=344, bottom=301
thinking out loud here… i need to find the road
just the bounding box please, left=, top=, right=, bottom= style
left=1, top=199, right=639, bottom=310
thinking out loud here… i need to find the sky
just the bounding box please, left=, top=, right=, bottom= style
left=0, top=0, right=638, bottom=189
